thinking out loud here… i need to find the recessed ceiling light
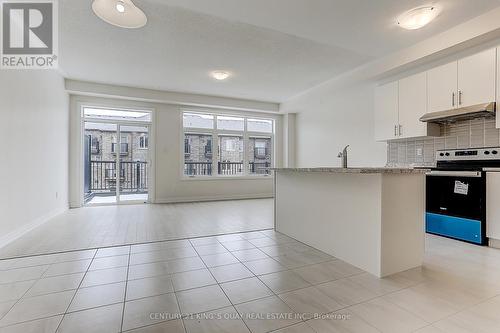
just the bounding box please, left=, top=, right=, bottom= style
left=397, top=6, right=440, bottom=30
left=211, top=71, right=231, bottom=81
left=92, top=0, right=147, bottom=29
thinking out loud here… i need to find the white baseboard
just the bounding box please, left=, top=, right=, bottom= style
left=0, top=206, right=68, bottom=250
left=154, top=193, right=274, bottom=204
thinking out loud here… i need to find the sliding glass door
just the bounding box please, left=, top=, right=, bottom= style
left=83, top=107, right=151, bottom=205
left=118, top=125, right=149, bottom=203
left=84, top=122, right=119, bottom=204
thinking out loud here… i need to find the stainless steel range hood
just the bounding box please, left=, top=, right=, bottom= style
left=419, top=102, right=496, bottom=123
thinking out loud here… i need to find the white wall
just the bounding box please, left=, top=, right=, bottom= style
left=0, top=70, right=69, bottom=247
left=69, top=95, right=282, bottom=207
left=281, top=81, right=387, bottom=167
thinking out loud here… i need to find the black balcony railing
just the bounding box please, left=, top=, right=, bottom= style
left=184, top=161, right=212, bottom=176
left=184, top=161, right=271, bottom=176
left=249, top=161, right=271, bottom=175
left=218, top=162, right=243, bottom=175
left=90, top=161, right=148, bottom=192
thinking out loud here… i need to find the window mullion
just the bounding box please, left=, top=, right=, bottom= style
left=213, top=114, right=217, bottom=177
left=243, top=118, right=248, bottom=176
left=213, top=132, right=218, bottom=176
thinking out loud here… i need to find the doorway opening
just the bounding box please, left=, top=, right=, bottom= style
left=82, top=107, right=152, bottom=205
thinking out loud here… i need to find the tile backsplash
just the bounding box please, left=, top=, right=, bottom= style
left=387, top=118, right=500, bottom=167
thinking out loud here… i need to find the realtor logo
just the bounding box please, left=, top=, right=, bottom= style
left=1, top=0, right=58, bottom=69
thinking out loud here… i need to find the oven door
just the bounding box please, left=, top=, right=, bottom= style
left=426, top=170, right=486, bottom=244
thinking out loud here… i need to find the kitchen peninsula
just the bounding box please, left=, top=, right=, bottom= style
left=274, top=167, right=428, bottom=277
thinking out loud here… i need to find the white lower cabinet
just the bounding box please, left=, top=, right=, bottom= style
left=486, top=172, right=500, bottom=240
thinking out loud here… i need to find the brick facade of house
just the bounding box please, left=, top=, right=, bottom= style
left=86, top=130, right=149, bottom=162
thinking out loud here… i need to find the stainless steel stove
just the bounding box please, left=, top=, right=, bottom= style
left=426, top=147, right=500, bottom=245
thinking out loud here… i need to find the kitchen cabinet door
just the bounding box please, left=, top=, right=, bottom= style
left=487, top=172, right=500, bottom=240
left=399, top=72, right=440, bottom=139
left=458, top=48, right=496, bottom=108
left=374, top=81, right=398, bottom=141
left=427, top=61, right=457, bottom=113
left=399, top=72, right=426, bottom=138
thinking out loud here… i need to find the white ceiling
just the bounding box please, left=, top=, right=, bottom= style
left=60, top=0, right=500, bottom=102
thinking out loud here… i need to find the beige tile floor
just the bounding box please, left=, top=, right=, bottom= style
left=0, top=199, right=273, bottom=259
left=0, top=231, right=500, bottom=332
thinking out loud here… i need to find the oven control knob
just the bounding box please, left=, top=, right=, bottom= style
left=485, top=151, right=491, bottom=155
left=493, top=150, right=498, bottom=155
left=445, top=153, right=450, bottom=156
left=439, top=153, right=445, bottom=157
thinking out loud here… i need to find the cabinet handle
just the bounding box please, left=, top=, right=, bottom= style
left=452, top=92, right=455, bottom=106
left=458, top=90, right=462, bottom=105
left=399, top=124, right=403, bottom=136
left=394, top=125, right=397, bottom=137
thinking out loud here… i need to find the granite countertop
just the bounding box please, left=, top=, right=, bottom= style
left=272, top=167, right=430, bottom=174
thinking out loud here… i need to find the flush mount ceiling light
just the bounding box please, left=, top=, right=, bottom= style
left=397, top=6, right=440, bottom=30
left=92, top=0, right=147, bottom=29
left=211, top=71, right=231, bottom=81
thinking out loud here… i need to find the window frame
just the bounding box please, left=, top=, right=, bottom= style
left=181, top=111, right=275, bottom=179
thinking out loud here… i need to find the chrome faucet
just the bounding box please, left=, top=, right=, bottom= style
left=337, top=145, right=349, bottom=168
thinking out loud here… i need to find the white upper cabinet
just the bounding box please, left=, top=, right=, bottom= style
left=374, top=81, right=398, bottom=141
left=375, top=73, right=439, bottom=141
left=458, top=48, right=496, bottom=108
left=427, top=61, right=457, bottom=113
left=427, top=48, right=496, bottom=114
left=374, top=47, right=497, bottom=140
left=399, top=72, right=439, bottom=138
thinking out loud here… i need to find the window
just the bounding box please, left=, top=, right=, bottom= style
left=84, top=107, right=151, bottom=122
left=184, top=138, right=191, bottom=156
left=111, top=135, right=129, bottom=154
left=218, top=136, right=243, bottom=175
left=139, top=134, right=148, bottom=149
left=183, top=113, right=214, bottom=129
left=255, top=141, right=267, bottom=157
left=225, top=139, right=236, bottom=152
left=247, top=118, right=273, bottom=133
left=217, top=116, right=244, bottom=131
left=184, top=133, right=212, bottom=176
left=205, top=138, right=212, bottom=158
left=182, top=112, right=274, bottom=178
left=90, top=136, right=100, bottom=154
left=249, top=137, right=272, bottom=175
